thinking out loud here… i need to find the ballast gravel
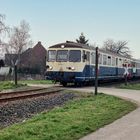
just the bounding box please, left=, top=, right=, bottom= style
left=0, top=91, right=77, bottom=128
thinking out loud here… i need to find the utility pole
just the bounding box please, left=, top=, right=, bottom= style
left=14, top=64, right=17, bottom=85
left=95, top=47, right=99, bottom=95
left=14, top=60, right=19, bottom=85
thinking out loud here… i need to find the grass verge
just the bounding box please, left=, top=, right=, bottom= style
left=0, top=81, right=26, bottom=91
left=119, top=83, right=140, bottom=90
left=19, top=80, right=53, bottom=85
left=0, top=93, right=137, bottom=140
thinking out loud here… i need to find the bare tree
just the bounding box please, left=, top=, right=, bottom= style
left=0, top=14, right=9, bottom=58
left=89, top=43, right=99, bottom=49
left=0, top=14, right=8, bottom=43
left=102, top=39, right=131, bottom=58
left=103, top=39, right=116, bottom=52
left=7, top=20, right=32, bottom=64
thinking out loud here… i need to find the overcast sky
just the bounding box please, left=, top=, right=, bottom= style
left=1, top=0, right=140, bottom=58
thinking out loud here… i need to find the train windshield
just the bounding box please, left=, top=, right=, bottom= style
left=48, top=50, right=56, bottom=61
left=57, top=50, right=68, bottom=61
left=69, top=50, right=81, bottom=62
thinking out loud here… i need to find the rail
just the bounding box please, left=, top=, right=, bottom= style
left=0, top=88, right=63, bottom=103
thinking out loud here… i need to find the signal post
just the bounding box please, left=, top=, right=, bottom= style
left=95, top=47, right=99, bottom=95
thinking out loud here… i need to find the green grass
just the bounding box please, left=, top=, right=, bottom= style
left=0, top=93, right=137, bottom=140
left=0, top=81, right=26, bottom=91
left=19, top=80, right=53, bottom=85
left=119, top=83, right=140, bottom=90
left=0, top=80, right=52, bottom=91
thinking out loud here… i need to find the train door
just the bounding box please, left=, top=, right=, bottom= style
left=85, top=51, right=91, bottom=78
left=116, top=58, right=118, bottom=76
left=132, top=62, right=136, bottom=77
left=86, top=51, right=90, bottom=65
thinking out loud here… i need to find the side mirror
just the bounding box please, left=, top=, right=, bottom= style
left=46, top=65, right=49, bottom=69
left=83, top=54, right=87, bottom=60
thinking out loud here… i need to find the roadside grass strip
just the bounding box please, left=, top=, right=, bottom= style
left=0, top=81, right=26, bottom=91
left=119, top=83, right=140, bottom=90
left=19, top=80, right=53, bottom=85
left=0, top=93, right=137, bottom=140
left=0, top=80, right=52, bottom=91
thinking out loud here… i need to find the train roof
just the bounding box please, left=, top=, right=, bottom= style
left=49, top=41, right=90, bottom=49
left=49, top=41, right=139, bottom=61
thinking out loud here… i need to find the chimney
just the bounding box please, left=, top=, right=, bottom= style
left=38, top=41, right=41, bottom=45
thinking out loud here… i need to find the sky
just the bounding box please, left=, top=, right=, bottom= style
left=0, top=0, right=140, bottom=58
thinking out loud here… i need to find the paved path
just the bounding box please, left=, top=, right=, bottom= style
left=68, top=87, right=140, bottom=140
left=69, top=87, right=140, bottom=105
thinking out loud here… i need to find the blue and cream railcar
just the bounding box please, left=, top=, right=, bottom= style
left=132, top=59, right=140, bottom=77
left=46, top=41, right=140, bottom=86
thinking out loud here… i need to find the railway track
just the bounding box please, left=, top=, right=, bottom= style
left=98, top=78, right=140, bottom=87
left=64, top=78, right=140, bottom=88
left=0, top=88, right=63, bottom=103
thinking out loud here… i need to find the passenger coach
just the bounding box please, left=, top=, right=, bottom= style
left=46, top=41, right=140, bottom=86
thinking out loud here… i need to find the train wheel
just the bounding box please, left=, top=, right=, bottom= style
left=61, top=82, right=67, bottom=87
left=74, top=82, right=78, bottom=87
left=74, top=82, right=83, bottom=87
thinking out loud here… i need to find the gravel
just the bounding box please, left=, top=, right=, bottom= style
left=0, top=91, right=77, bottom=128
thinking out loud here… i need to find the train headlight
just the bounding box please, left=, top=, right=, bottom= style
left=61, top=45, right=65, bottom=49
left=49, top=66, right=53, bottom=70
left=71, top=67, right=75, bottom=70
left=66, top=67, right=75, bottom=70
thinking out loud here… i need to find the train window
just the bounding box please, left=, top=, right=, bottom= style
left=91, top=52, right=95, bottom=64
left=107, top=56, right=111, bottom=65
left=69, top=50, right=81, bottom=62
left=116, top=58, right=118, bottom=66
left=86, top=52, right=90, bottom=62
left=112, top=56, right=115, bottom=66
left=118, top=58, right=123, bottom=67
left=132, top=62, right=136, bottom=67
left=48, top=50, right=56, bottom=61
left=57, top=50, right=68, bottom=62
left=137, top=63, right=140, bottom=68
left=123, top=59, right=127, bottom=64
left=99, top=54, right=102, bottom=64
left=83, top=50, right=86, bottom=62
left=103, top=55, right=107, bottom=65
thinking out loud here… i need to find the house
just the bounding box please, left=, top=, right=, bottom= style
left=5, top=41, right=47, bottom=75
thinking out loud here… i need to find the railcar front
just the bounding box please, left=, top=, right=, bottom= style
left=46, top=42, right=89, bottom=86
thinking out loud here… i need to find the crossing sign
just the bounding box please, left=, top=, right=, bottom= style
left=123, top=67, right=129, bottom=75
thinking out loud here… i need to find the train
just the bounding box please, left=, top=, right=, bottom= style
left=46, top=41, right=140, bottom=86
